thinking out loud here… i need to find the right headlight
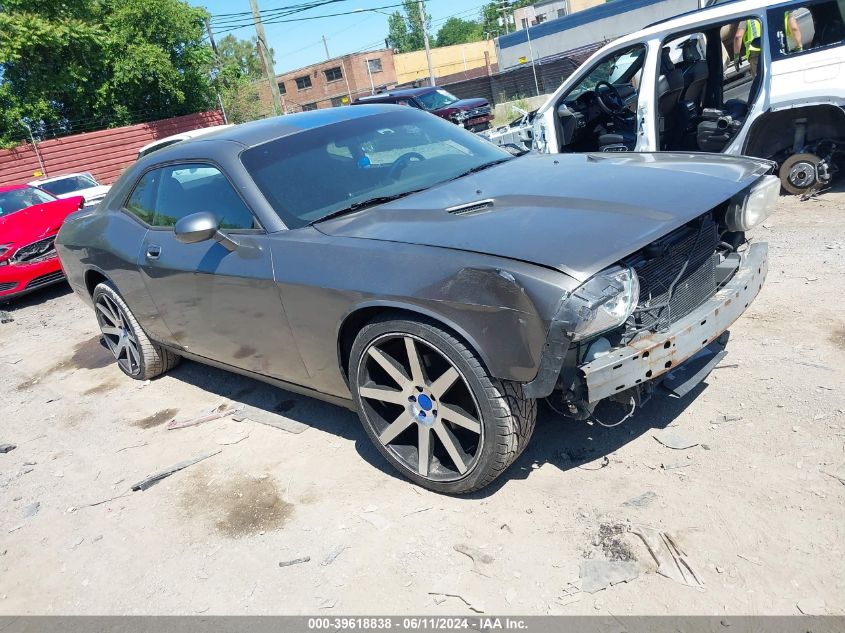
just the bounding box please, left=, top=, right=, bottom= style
left=557, top=266, right=639, bottom=341
left=724, top=175, right=779, bottom=231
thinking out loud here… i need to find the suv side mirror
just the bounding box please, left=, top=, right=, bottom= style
left=174, top=211, right=239, bottom=252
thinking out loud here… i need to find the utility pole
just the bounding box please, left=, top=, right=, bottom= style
left=417, top=0, right=436, bottom=87
left=322, top=35, right=331, bottom=60
left=498, top=0, right=511, bottom=35
left=249, top=0, right=283, bottom=115
left=204, top=18, right=229, bottom=125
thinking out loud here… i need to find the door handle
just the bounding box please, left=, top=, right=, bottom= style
left=146, top=244, right=162, bottom=260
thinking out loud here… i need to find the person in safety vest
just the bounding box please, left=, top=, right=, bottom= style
left=734, top=13, right=803, bottom=77
left=734, top=18, right=763, bottom=76
left=783, top=10, right=804, bottom=53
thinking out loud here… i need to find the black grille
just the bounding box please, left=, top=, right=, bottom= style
left=626, top=214, right=718, bottom=333
left=26, top=270, right=65, bottom=289
left=0, top=281, right=17, bottom=292
left=11, top=236, right=57, bottom=264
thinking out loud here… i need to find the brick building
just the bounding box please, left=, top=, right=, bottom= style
left=273, top=49, right=398, bottom=111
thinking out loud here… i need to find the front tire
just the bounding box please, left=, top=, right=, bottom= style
left=350, top=314, right=536, bottom=494
left=92, top=281, right=179, bottom=380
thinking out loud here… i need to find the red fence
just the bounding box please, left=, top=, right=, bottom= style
left=0, top=111, right=225, bottom=187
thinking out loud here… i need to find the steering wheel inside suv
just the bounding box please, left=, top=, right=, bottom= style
left=594, top=81, right=626, bottom=115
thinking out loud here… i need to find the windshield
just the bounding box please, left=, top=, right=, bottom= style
left=37, top=174, right=97, bottom=196
left=241, top=109, right=510, bottom=228
left=566, top=44, right=647, bottom=101
left=415, top=89, right=460, bottom=111
left=0, top=187, right=56, bottom=218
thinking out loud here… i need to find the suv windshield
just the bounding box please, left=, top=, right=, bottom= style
left=37, top=174, right=97, bottom=196
left=415, top=89, right=460, bottom=110
left=241, top=109, right=510, bottom=228
left=0, top=187, right=56, bottom=218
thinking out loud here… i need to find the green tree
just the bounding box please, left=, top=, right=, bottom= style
left=0, top=0, right=216, bottom=147
left=435, top=17, right=483, bottom=47
left=480, top=0, right=533, bottom=38
left=386, top=10, right=410, bottom=52
left=211, top=35, right=273, bottom=124
left=217, top=34, right=265, bottom=80
left=385, top=0, right=431, bottom=53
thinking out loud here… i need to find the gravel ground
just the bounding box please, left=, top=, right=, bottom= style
left=1, top=184, right=844, bottom=616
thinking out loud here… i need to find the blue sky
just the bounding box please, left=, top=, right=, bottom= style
left=192, top=0, right=490, bottom=73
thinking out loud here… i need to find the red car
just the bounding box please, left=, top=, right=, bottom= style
left=0, top=184, right=84, bottom=300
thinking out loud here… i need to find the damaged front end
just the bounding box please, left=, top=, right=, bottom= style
left=526, top=175, right=778, bottom=423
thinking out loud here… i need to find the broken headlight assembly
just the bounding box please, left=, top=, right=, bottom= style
left=0, top=244, right=12, bottom=266
left=724, top=175, right=779, bottom=231
left=558, top=266, right=640, bottom=341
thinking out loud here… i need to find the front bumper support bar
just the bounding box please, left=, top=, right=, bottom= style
left=580, top=242, right=768, bottom=404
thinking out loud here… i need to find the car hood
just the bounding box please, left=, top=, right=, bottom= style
left=436, top=98, right=488, bottom=112
left=0, top=197, right=83, bottom=247
left=317, top=152, right=771, bottom=282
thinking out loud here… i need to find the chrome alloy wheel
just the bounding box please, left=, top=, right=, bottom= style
left=95, top=293, right=142, bottom=376
left=356, top=333, right=484, bottom=482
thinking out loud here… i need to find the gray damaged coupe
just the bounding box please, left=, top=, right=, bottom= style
left=56, top=105, right=777, bottom=493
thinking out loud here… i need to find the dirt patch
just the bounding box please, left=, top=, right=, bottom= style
left=134, top=408, right=179, bottom=429
left=233, top=345, right=257, bottom=360
left=84, top=379, right=119, bottom=396
left=829, top=327, right=845, bottom=351
left=68, top=335, right=113, bottom=370
left=182, top=470, right=293, bottom=538
left=593, top=523, right=637, bottom=562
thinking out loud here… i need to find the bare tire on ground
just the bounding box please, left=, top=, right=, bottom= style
left=349, top=314, right=536, bottom=494
left=92, top=281, right=180, bottom=380
left=779, top=153, right=823, bottom=195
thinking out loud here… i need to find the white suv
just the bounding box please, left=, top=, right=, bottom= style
left=531, top=0, right=845, bottom=194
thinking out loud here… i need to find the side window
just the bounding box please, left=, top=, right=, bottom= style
left=125, top=169, right=160, bottom=224
left=771, top=1, right=844, bottom=57
left=152, top=164, right=258, bottom=230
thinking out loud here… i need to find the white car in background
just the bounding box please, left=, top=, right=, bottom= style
left=28, top=172, right=110, bottom=208
left=137, top=125, right=233, bottom=158
left=531, top=0, right=845, bottom=195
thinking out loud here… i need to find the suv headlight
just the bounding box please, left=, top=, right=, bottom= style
left=558, top=266, right=639, bottom=341
left=725, top=175, right=779, bottom=231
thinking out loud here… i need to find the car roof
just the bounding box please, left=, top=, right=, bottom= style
left=615, top=0, right=782, bottom=43
left=29, top=172, right=92, bottom=185
left=0, top=184, right=29, bottom=193
left=138, top=104, right=406, bottom=161
left=137, top=124, right=234, bottom=155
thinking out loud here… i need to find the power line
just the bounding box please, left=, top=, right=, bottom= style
left=213, top=2, right=411, bottom=35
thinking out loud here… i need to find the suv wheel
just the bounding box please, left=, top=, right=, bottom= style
left=92, top=281, right=180, bottom=380
left=350, top=315, right=536, bottom=494
left=779, top=152, right=823, bottom=195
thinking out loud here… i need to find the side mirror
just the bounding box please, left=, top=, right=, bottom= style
left=174, top=212, right=239, bottom=252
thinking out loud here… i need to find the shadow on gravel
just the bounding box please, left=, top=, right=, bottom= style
left=165, top=359, right=390, bottom=475
left=166, top=356, right=709, bottom=493
left=468, top=382, right=708, bottom=498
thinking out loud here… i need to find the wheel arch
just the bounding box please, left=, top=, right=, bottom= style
left=336, top=300, right=496, bottom=386
left=743, top=104, right=845, bottom=160
left=84, top=268, right=110, bottom=298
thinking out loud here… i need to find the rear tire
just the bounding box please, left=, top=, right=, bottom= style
left=349, top=314, right=536, bottom=494
left=92, top=281, right=180, bottom=380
